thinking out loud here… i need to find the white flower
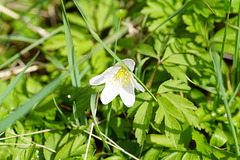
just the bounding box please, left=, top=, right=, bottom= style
left=89, top=58, right=144, bottom=107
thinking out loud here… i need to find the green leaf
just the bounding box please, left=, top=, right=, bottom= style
left=136, top=44, right=158, bottom=59
left=192, top=130, right=212, bottom=157
left=162, top=152, right=184, bottom=160
left=163, top=64, right=187, bottom=82
left=157, top=96, right=185, bottom=123
left=109, top=117, right=130, bottom=139
left=210, top=127, right=228, bottom=147
left=54, top=134, right=90, bottom=160
left=182, top=152, right=201, bottom=160
left=133, top=101, right=152, bottom=144
left=44, top=132, right=62, bottom=160
left=193, top=0, right=227, bottom=18
left=141, top=0, right=183, bottom=33
left=127, top=92, right=151, bottom=117
left=162, top=93, right=200, bottom=129
left=16, top=144, right=36, bottom=160
left=105, top=156, right=126, bottom=160
left=0, top=146, right=12, bottom=159
left=162, top=93, right=197, bottom=110
left=182, top=13, right=214, bottom=45
left=26, top=77, right=42, bottom=94
left=158, top=79, right=191, bottom=93
left=164, top=54, right=197, bottom=66
left=143, top=147, right=163, bottom=160
left=165, top=114, right=182, bottom=147
left=145, top=134, right=174, bottom=147
left=155, top=101, right=165, bottom=125
left=57, top=126, right=86, bottom=148
left=211, top=145, right=236, bottom=159
left=0, top=73, right=67, bottom=133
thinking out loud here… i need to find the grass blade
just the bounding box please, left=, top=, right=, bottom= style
left=73, top=101, right=80, bottom=127
left=0, top=35, right=37, bottom=43
left=220, top=0, right=232, bottom=67
left=211, top=46, right=239, bottom=157
left=0, top=53, right=39, bottom=105
left=0, top=72, right=68, bottom=133
left=232, top=1, right=240, bottom=89
left=229, top=82, right=240, bottom=105
left=60, top=0, right=80, bottom=88
left=0, top=26, right=63, bottom=70
left=52, top=93, right=68, bottom=123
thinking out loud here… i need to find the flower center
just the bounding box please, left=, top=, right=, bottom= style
left=111, top=67, right=130, bottom=87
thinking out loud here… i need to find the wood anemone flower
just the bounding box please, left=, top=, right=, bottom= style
left=90, top=59, right=144, bottom=107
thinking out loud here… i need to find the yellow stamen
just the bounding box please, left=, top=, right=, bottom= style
left=110, top=67, right=130, bottom=87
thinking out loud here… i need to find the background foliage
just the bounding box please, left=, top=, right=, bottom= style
left=0, top=0, right=240, bottom=159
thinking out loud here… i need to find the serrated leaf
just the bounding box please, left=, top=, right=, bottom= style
left=133, top=101, right=152, bottom=144
left=193, top=0, right=226, bottom=18
left=164, top=54, right=197, bottom=66
left=127, top=92, right=151, bottom=117
left=165, top=114, right=182, bottom=147
left=157, top=96, right=185, bottom=122
left=158, top=79, right=191, bottom=93
left=54, top=134, right=90, bottom=160
left=182, top=13, right=214, bottom=45
left=16, top=144, right=36, bottom=160
left=136, top=44, right=158, bottom=59
left=162, top=93, right=197, bottom=110
left=141, top=0, right=183, bottom=32
left=163, top=63, right=187, bottom=82
left=178, top=107, right=200, bottom=129
left=44, top=132, right=61, bottom=160
left=57, top=127, right=85, bottom=149
left=162, top=93, right=200, bottom=129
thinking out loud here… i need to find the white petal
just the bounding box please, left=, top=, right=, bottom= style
left=119, top=83, right=135, bottom=107
left=130, top=75, right=145, bottom=92
left=90, top=66, right=121, bottom=86
left=116, top=59, right=135, bottom=71
left=100, top=82, right=120, bottom=105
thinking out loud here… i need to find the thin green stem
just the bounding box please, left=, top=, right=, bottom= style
left=229, top=82, right=240, bottom=105
left=73, top=0, right=158, bottom=103
left=232, top=1, right=240, bottom=90
left=211, top=48, right=239, bottom=157
left=105, top=103, right=112, bottom=137
left=220, top=0, right=232, bottom=67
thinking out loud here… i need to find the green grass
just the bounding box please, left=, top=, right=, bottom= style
left=1, top=0, right=240, bottom=159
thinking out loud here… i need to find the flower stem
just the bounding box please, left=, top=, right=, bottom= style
left=146, top=61, right=161, bottom=89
